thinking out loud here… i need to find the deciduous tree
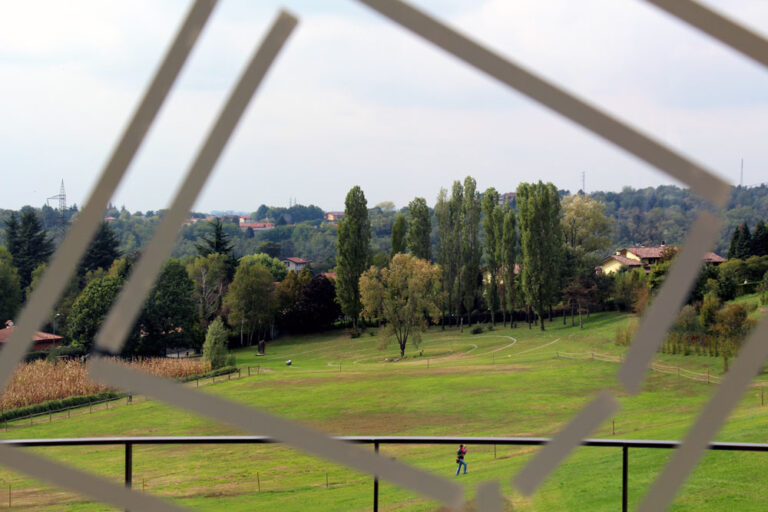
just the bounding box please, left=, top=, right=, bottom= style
left=360, top=253, right=441, bottom=357
left=336, top=186, right=370, bottom=332
left=391, top=213, right=407, bottom=257
left=406, top=197, right=431, bottom=260
left=203, top=317, right=229, bottom=369
left=517, top=181, right=564, bottom=330
left=224, top=262, right=276, bottom=345
left=500, top=204, right=517, bottom=327
left=481, top=188, right=503, bottom=326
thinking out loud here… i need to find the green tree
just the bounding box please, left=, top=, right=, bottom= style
left=360, top=253, right=441, bottom=357
left=239, top=253, right=288, bottom=281
left=390, top=213, right=407, bottom=257
left=79, top=221, right=120, bottom=276
left=561, top=194, right=613, bottom=254
left=482, top=188, right=503, bottom=326
left=0, top=247, right=22, bottom=324
left=517, top=181, right=564, bottom=330
left=500, top=204, right=517, bottom=327
left=435, top=186, right=461, bottom=328
left=203, top=317, right=229, bottom=369
left=406, top=197, right=431, bottom=260
left=224, top=262, right=276, bottom=345
left=460, top=177, right=482, bottom=327
left=728, top=222, right=752, bottom=259
left=700, top=291, right=720, bottom=328
left=187, top=253, right=229, bottom=326
left=5, top=210, right=53, bottom=290
left=68, top=275, right=124, bottom=350
left=752, top=221, right=768, bottom=257
left=336, top=186, right=371, bottom=332
left=133, top=259, right=199, bottom=356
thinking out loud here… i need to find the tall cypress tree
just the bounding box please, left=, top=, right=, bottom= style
left=752, top=221, right=768, bottom=257
left=196, top=218, right=236, bottom=279
left=336, top=186, right=370, bottom=332
left=482, top=187, right=502, bottom=326
left=406, top=197, right=431, bottom=261
left=460, top=176, right=482, bottom=327
left=517, top=181, right=563, bottom=331
left=500, top=204, right=517, bottom=327
left=391, top=213, right=407, bottom=257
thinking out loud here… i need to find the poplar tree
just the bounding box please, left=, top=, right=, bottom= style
left=336, top=186, right=370, bottom=332
left=517, top=181, right=563, bottom=331
left=391, top=213, right=407, bottom=257
left=460, top=177, right=482, bottom=327
left=481, top=188, right=502, bottom=326
left=500, top=204, right=517, bottom=327
left=406, top=197, right=431, bottom=260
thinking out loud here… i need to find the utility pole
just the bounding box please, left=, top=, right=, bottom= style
left=581, top=171, right=586, bottom=194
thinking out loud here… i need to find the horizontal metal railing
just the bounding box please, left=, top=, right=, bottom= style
left=2, top=435, right=767, bottom=511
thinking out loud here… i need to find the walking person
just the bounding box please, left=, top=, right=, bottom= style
left=455, top=444, right=468, bottom=475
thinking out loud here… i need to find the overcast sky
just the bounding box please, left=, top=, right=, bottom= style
left=1, top=0, right=766, bottom=213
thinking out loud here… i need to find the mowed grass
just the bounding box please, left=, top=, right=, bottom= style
left=1, top=307, right=767, bottom=511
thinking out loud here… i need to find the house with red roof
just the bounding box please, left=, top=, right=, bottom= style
left=0, top=321, right=63, bottom=352
left=283, top=257, right=310, bottom=273
left=601, top=245, right=724, bottom=275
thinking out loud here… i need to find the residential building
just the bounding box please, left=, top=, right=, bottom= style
left=601, top=245, right=725, bottom=275
left=283, top=257, right=310, bottom=273
left=0, top=321, right=62, bottom=352
left=324, top=212, right=345, bottom=222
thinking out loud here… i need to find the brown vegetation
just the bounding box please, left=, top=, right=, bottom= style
left=1, top=358, right=210, bottom=410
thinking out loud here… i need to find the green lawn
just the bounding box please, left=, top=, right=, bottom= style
left=1, top=310, right=767, bottom=511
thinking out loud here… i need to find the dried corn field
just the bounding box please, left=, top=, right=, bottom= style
left=1, top=358, right=210, bottom=410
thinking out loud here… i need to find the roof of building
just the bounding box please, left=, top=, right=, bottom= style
left=241, top=222, right=274, bottom=229
left=625, top=246, right=667, bottom=259
left=283, top=257, right=309, bottom=264
left=0, top=326, right=63, bottom=344
left=604, top=254, right=644, bottom=266
left=321, top=272, right=337, bottom=280
left=704, top=252, right=725, bottom=263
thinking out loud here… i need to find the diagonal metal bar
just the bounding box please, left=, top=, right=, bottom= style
left=644, top=0, right=768, bottom=69
left=476, top=480, right=503, bottom=512
left=0, top=444, right=187, bottom=512
left=94, top=10, right=298, bottom=354
left=638, top=314, right=768, bottom=511
left=0, top=0, right=218, bottom=393
left=88, top=357, right=464, bottom=508
left=618, top=211, right=722, bottom=393
left=513, top=390, right=619, bottom=495
left=354, top=0, right=732, bottom=208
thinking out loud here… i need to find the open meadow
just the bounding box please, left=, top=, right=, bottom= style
left=1, top=302, right=767, bottom=511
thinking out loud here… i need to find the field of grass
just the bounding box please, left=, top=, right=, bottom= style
left=0, top=306, right=767, bottom=511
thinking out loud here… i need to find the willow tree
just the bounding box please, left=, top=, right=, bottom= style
left=360, top=253, right=441, bottom=357
left=336, top=186, right=371, bottom=332
left=406, top=197, right=431, bottom=260
left=517, top=181, right=563, bottom=331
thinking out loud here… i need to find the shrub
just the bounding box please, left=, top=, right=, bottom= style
left=203, top=317, right=229, bottom=370
left=470, top=326, right=484, bottom=335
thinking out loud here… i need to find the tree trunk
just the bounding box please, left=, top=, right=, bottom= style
left=562, top=306, right=566, bottom=325
left=548, top=305, right=553, bottom=322
left=459, top=316, right=464, bottom=333
left=527, top=306, right=532, bottom=329
left=539, top=309, right=545, bottom=331
left=578, top=302, right=583, bottom=329
left=571, top=302, right=575, bottom=327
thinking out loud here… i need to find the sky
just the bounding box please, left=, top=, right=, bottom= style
left=0, top=0, right=766, bottom=214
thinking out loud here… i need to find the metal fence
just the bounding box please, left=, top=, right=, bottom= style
left=3, top=435, right=768, bottom=511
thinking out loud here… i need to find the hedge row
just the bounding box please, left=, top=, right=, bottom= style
left=0, top=391, right=124, bottom=423
left=178, top=366, right=238, bottom=383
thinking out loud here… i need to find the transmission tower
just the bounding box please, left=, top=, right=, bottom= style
left=47, top=179, right=67, bottom=212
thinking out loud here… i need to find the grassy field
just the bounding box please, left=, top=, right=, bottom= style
left=0, top=297, right=766, bottom=511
